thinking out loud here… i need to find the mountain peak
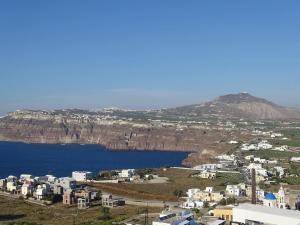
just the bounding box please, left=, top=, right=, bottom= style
left=214, top=93, right=274, bottom=105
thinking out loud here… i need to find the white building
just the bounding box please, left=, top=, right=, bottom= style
left=241, top=140, right=272, bottom=151
left=55, top=177, right=77, bottom=191
left=244, top=155, right=254, bottom=161
left=198, top=170, right=216, bottom=179
left=247, top=163, right=268, bottom=177
left=118, top=169, right=135, bottom=178
left=291, top=157, right=300, bottom=162
left=72, top=171, right=92, bottom=182
left=233, top=203, right=300, bottom=225
left=267, top=159, right=278, bottom=164
left=241, top=143, right=259, bottom=151
left=0, top=179, right=7, bottom=190
left=181, top=198, right=203, bottom=209
left=35, top=184, right=49, bottom=200
left=186, top=188, right=201, bottom=198
left=45, top=175, right=57, bottom=183
left=253, top=157, right=266, bottom=164
left=7, top=175, right=17, bottom=183
left=247, top=163, right=262, bottom=170
left=274, top=145, right=288, bottom=151
left=274, top=166, right=285, bottom=178
left=258, top=140, right=273, bottom=150
left=216, top=154, right=235, bottom=161
left=21, top=184, right=33, bottom=196
left=271, top=133, right=283, bottom=138
left=20, top=174, right=34, bottom=181
left=226, top=185, right=242, bottom=197
left=6, top=181, right=17, bottom=192
left=193, top=164, right=223, bottom=171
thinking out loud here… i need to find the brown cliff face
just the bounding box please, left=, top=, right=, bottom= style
left=0, top=117, right=232, bottom=150
left=0, top=115, right=237, bottom=166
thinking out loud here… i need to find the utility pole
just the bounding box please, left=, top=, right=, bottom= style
left=144, top=203, right=149, bottom=225
left=251, top=168, right=256, bottom=204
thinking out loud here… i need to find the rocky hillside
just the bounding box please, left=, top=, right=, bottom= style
left=164, top=93, right=300, bottom=120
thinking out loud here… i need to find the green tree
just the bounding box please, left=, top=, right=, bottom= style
left=173, top=190, right=184, bottom=198
left=95, top=190, right=102, bottom=201
left=99, top=207, right=111, bottom=220
left=203, top=201, right=209, bottom=208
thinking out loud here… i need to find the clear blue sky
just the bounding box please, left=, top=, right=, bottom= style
left=1, top=1, right=300, bottom=115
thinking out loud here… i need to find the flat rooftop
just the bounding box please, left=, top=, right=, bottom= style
left=234, top=203, right=300, bottom=219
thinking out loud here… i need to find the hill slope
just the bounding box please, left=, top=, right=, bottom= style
left=164, top=93, right=300, bottom=120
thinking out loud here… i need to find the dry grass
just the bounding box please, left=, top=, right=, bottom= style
left=90, top=168, right=227, bottom=201
left=0, top=196, right=160, bottom=225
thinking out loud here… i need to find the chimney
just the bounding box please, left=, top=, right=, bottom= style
left=251, top=168, right=256, bottom=204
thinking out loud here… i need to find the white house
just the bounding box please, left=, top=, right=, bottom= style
left=205, top=187, right=214, bottom=193
left=35, top=184, right=49, bottom=200
left=21, top=184, right=33, bottom=196
left=6, top=181, right=17, bottom=192
left=256, top=168, right=268, bottom=177
left=244, top=155, right=254, bottom=161
left=226, top=185, right=241, bottom=197
left=254, top=157, right=266, bottom=163
left=274, top=166, right=285, bottom=178
left=20, top=174, right=34, bottom=181
left=118, top=169, right=135, bottom=178
left=271, top=133, right=283, bottom=138
left=193, top=164, right=223, bottom=171
left=274, top=145, right=288, bottom=151
left=7, top=175, right=17, bottom=183
left=241, top=140, right=272, bottom=151
left=291, top=157, right=300, bottom=162
left=0, top=179, right=7, bottom=190
left=258, top=140, right=273, bottom=150
left=216, top=154, right=235, bottom=161
left=72, top=171, right=92, bottom=182
left=267, top=159, right=278, bottom=164
left=55, top=177, right=76, bottom=191
left=181, top=198, right=203, bottom=209
left=247, top=163, right=262, bottom=170
left=198, top=170, right=216, bottom=179
left=186, top=188, right=201, bottom=198
left=46, top=175, right=57, bottom=183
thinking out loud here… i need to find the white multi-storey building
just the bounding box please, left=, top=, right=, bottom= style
left=118, top=169, right=135, bottom=178
left=72, top=171, right=92, bottom=182
left=21, top=183, right=33, bottom=196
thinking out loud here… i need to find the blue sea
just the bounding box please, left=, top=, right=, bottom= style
left=0, top=141, right=189, bottom=178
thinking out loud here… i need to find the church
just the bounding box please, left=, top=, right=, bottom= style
left=263, top=186, right=288, bottom=209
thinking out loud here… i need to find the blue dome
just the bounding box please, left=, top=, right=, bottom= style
left=265, top=192, right=277, bottom=200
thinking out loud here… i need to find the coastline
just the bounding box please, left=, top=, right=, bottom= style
left=0, top=141, right=190, bottom=177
